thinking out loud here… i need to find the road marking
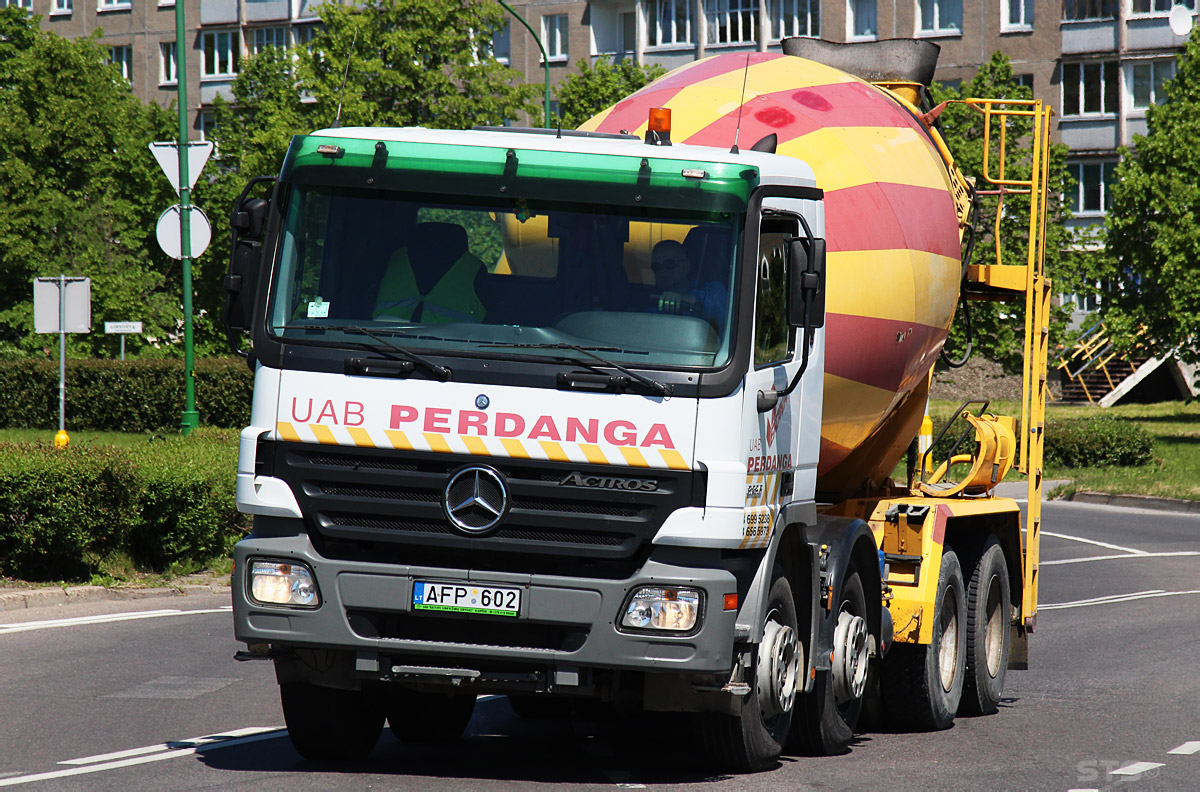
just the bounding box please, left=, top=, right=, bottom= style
left=1042, top=551, right=1200, bottom=566
left=1041, top=590, right=1200, bottom=610
left=1110, top=761, right=1164, bottom=777
left=0, top=607, right=232, bottom=635
left=1041, top=530, right=1147, bottom=555
left=1168, top=741, right=1200, bottom=755
left=60, top=726, right=277, bottom=765
left=0, top=728, right=284, bottom=787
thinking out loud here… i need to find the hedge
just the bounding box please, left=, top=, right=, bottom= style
left=1044, top=417, right=1154, bottom=468
left=0, top=429, right=247, bottom=581
left=0, top=358, right=252, bottom=431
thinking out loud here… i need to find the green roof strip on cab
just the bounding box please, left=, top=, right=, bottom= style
left=281, top=134, right=759, bottom=208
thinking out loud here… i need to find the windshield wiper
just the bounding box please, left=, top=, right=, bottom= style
left=288, top=323, right=451, bottom=381
left=493, top=342, right=671, bottom=397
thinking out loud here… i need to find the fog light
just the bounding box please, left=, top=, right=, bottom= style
left=621, top=587, right=700, bottom=632
left=249, top=560, right=319, bottom=607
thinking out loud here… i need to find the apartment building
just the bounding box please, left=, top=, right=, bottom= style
left=504, top=0, right=1194, bottom=233
left=29, top=0, right=340, bottom=138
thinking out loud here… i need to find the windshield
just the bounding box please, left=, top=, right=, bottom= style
left=268, top=185, right=740, bottom=369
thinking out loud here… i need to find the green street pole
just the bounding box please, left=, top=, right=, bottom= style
left=176, top=0, right=198, bottom=435
left=496, top=0, right=551, bottom=128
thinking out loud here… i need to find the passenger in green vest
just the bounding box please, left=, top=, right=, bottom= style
left=373, top=221, right=487, bottom=323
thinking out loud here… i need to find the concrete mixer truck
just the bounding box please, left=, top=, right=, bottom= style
left=223, top=37, right=1052, bottom=772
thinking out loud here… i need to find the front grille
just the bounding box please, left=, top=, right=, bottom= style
left=347, top=610, right=586, bottom=652
left=268, top=441, right=698, bottom=562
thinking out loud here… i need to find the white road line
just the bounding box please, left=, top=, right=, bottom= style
left=1041, top=590, right=1200, bottom=611
left=1042, top=551, right=1200, bottom=566
left=1041, top=530, right=1147, bottom=555
left=60, top=726, right=276, bottom=766
left=0, top=728, right=284, bottom=787
left=1168, top=741, right=1200, bottom=755
left=0, top=607, right=232, bottom=635
left=1110, top=761, right=1165, bottom=777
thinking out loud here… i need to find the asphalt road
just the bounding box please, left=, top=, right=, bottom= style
left=0, top=499, right=1196, bottom=791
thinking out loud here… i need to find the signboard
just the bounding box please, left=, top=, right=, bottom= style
left=156, top=204, right=212, bottom=260
left=33, top=277, right=91, bottom=334
left=105, top=321, right=143, bottom=334
left=148, top=141, right=214, bottom=195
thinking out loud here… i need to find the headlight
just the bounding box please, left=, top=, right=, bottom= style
left=248, top=559, right=320, bottom=607
left=620, top=587, right=701, bottom=632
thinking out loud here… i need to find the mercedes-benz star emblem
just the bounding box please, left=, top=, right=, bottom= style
left=444, top=466, right=507, bottom=534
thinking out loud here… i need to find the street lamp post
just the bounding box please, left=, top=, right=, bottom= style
left=175, top=0, right=198, bottom=435
left=496, top=0, right=551, bottom=128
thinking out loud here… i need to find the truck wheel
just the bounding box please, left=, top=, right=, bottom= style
left=882, top=548, right=966, bottom=731
left=387, top=687, right=476, bottom=742
left=280, top=682, right=384, bottom=761
left=790, top=563, right=867, bottom=755
left=960, top=537, right=1011, bottom=716
left=699, top=570, right=800, bottom=772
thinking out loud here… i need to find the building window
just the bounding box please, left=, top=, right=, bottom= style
left=707, top=0, right=759, bottom=44
left=848, top=0, right=877, bottom=39
left=1062, top=0, right=1115, bottom=20
left=98, top=0, right=131, bottom=10
left=1131, top=0, right=1195, bottom=14
left=251, top=27, right=287, bottom=55
left=1015, top=73, right=1034, bottom=91
left=619, top=11, right=636, bottom=53
left=773, top=0, right=820, bottom=38
left=160, top=41, right=177, bottom=85
left=108, top=45, right=133, bottom=84
left=491, top=21, right=510, bottom=63
left=52, top=0, right=71, bottom=14
left=1003, top=0, right=1034, bottom=29
left=1068, top=160, right=1117, bottom=215
left=1130, top=59, right=1175, bottom=109
left=919, top=0, right=962, bottom=34
left=542, top=14, right=568, bottom=60
left=1061, top=61, right=1118, bottom=116
left=199, top=110, right=216, bottom=141
left=294, top=24, right=320, bottom=52
left=202, top=31, right=240, bottom=78
left=1, top=0, right=33, bottom=8
left=648, top=0, right=693, bottom=45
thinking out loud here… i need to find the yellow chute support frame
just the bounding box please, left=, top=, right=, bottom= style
left=917, top=98, right=1053, bottom=630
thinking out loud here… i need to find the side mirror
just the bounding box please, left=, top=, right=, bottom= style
left=231, top=197, right=269, bottom=239
left=224, top=178, right=276, bottom=357
left=787, top=237, right=825, bottom=329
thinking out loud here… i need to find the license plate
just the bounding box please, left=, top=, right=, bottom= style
left=412, top=581, right=521, bottom=617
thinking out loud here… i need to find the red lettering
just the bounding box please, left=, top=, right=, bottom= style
left=316, top=399, right=339, bottom=424
left=495, top=413, right=525, bottom=438
left=604, top=420, right=637, bottom=446
left=458, top=411, right=489, bottom=436
left=389, top=405, right=418, bottom=429
left=424, top=407, right=451, bottom=433
left=640, top=423, right=675, bottom=449
left=528, top=415, right=562, bottom=441
left=344, top=402, right=364, bottom=427
left=290, top=397, right=313, bottom=423
left=566, top=417, right=598, bottom=444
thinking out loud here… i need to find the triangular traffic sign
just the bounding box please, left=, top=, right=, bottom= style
left=148, top=141, right=215, bottom=194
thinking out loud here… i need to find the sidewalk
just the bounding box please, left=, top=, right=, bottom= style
left=0, top=578, right=228, bottom=614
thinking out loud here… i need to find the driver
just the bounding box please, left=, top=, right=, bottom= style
left=650, top=240, right=728, bottom=332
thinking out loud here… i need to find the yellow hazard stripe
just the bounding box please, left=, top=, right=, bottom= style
left=778, top=126, right=950, bottom=193
left=826, top=249, right=961, bottom=325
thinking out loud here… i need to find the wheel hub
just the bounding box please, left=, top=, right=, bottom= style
left=756, top=614, right=801, bottom=719
left=832, top=611, right=868, bottom=704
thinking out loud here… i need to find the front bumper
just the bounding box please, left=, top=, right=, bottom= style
left=232, top=527, right=742, bottom=678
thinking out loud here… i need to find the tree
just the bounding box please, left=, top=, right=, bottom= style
left=556, top=58, right=667, bottom=129
left=929, top=52, right=1081, bottom=371
left=0, top=9, right=177, bottom=359
left=1103, top=27, right=1200, bottom=361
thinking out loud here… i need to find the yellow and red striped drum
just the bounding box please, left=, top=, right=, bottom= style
left=582, top=53, right=964, bottom=498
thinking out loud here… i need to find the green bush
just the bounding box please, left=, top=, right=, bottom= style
left=0, top=358, right=252, bottom=431
left=0, top=430, right=246, bottom=581
left=1045, top=417, right=1154, bottom=468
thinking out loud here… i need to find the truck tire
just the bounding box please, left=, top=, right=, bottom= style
left=882, top=548, right=966, bottom=731
left=387, top=688, right=476, bottom=742
left=960, top=537, right=1011, bottom=716
left=789, top=563, right=867, bottom=755
left=280, top=682, right=384, bottom=761
left=699, top=570, right=800, bottom=772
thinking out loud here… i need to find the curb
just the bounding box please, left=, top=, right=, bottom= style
left=1065, top=491, right=1200, bottom=514
left=0, top=582, right=230, bottom=614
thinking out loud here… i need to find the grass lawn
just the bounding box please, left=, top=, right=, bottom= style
left=929, top=399, right=1200, bottom=501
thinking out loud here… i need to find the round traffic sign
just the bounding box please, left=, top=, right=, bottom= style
left=156, top=204, right=212, bottom=260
